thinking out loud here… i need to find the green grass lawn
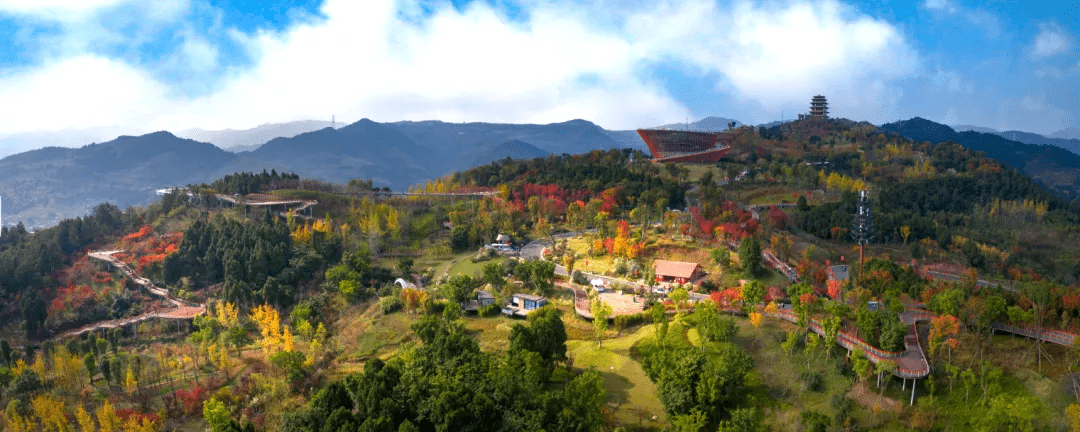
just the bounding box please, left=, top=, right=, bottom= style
left=567, top=325, right=669, bottom=429
left=446, top=256, right=503, bottom=279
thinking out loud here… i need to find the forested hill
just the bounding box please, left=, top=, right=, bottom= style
left=0, top=132, right=264, bottom=229
left=880, top=118, right=1080, bottom=199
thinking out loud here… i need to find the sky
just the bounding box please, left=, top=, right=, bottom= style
left=0, top=0, right=1077, bottom=144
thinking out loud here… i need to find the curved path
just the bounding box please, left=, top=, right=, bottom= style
left=59, top=250, right=206, bottom=338
left=764, top=308, right=932, bottom=379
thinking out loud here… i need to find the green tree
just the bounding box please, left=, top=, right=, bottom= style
left=440, top=274, right=478, bottom=304
left=83, top=354, right=96, bottom=384
left=717, top=407, right=763, bottom=432
left=591, top=297, right=613, bottom=346
left=482, top=262, right=506, bottom=291
left=711, top=248, right=730, bottom=270
left=652, top=302, right=669, bottom=348
left=514, top=259, right=556, bottom=296
left=397, top=257, right=414, bottom=278
left=741, top=280, right=765, bottom=313
left=738, top=236, right=762, bottom=276
left=849, top=349, right=872, bottom=390
left=670, top=409, right=708, bottom=432
left=203, top=397, right=232, bottom=432
left=694, top=301, right=735, bottom=352
left=800, top=410, right=831, bottom=432
left=508, top=306, right=567, bottom=372
left=0, top=339, right=11, bottom=366
left=821, top=316, right=841, bottom=359
left=670, top=287, right=689, bottom=315
left=555, top=369, right=606, bottom=431
left=875, top=359, right=897, bottom=398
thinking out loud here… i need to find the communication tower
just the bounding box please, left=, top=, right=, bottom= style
left=851, top=190, right=873, bottom=276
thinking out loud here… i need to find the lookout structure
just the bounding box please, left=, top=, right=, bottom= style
left=809, top=95, right=829, bottom=118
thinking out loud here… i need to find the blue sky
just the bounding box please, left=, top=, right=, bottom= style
left=0, top=0, right=1076, bottom=139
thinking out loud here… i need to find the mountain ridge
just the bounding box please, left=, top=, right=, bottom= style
left=880, top=117, right=1080, bottom=198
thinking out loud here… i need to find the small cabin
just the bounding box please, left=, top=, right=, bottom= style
left=653, top=260, right=704, bottom=284
left=503, top=293, right=547, bottom=317
left=513, top=293, right=547, bottom=310
left=478, top=290, right=496, bottom=307
left=496, top=234, right=512, bottom=245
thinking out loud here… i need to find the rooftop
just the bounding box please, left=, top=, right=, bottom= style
left=653, top=260, right=701, bottom=278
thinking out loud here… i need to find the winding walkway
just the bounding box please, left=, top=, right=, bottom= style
left=59, top=250, right=206, bottom=338
left=763, top=308, right=932, bottom=379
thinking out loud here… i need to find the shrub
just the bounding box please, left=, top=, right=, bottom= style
left=572, top=271, right=589, bottom=285
left=478, top=304, right=501, bottom=317
left=426, top=300, right=448, bottom=315
left=798, top=370, right=824, bottom=392
left=376, top=284, right=395, bottom=298
left=380, top=296, right=403, bottom=315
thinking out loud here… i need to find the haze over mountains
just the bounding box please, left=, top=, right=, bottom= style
left=952, top=125, right=1080, bottom=156
left=0, top=118, right=634, bottom=228
left=882, top=118, right=1080, bottom=198
left=4, top=114, right=1080, bottom=230
left=175, top=120, right=339, bottom=153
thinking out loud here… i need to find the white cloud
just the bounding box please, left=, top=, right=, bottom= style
left=923, top=0, right=957, bottom=13
left=0, top=0, right=921, bottom=134
left=931, top=69, right=974, bottom=94
left=1032, top=23, right=1071, bottom=58
left=0, top=0, right=129, bottom=20
left=0, top=56, right=172, bottom=132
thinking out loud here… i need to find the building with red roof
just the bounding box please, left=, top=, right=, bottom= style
left=653, top=260, right=704, bottom=284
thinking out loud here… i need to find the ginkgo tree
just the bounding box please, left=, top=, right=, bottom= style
left=250, top=303, right=295, bottom=355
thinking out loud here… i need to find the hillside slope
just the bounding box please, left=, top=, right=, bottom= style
left=881, top=118, right=1080, bottom=198
left=0, top=132, right=244, bottom=228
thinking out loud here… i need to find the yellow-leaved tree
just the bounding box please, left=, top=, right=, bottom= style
left=250, top=304, right=294, bottom=355
left=76, top=405, right=96, bottom=432
left=31, top=395, right=71, bottom=432
left=123, top=415, right=157, bottom=432
left=748, top=312, right=763, bottom=328
left=215, top=301, right=240, bottom=327
left=96, top=400, right=121, bottom=432
left=124, top=366, right=138, bottom=397
left=4, top=400, right=33, bottom=432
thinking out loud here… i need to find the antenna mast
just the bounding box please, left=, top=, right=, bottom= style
left=851, top=190, right=873, bottom=278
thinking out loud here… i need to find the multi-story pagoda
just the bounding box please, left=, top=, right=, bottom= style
left=809, top=95, right=829, bottom=118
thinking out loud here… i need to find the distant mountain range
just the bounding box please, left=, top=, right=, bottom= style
left=0, top=132, right=288, bottom=228
left=882, top=118, right=1080, bottom=198
left=951, top=125, right=1080, bottom=156
left=0, top=126, right=146, bottom=159
left=0, top=118, right=645, bottom=228
left=175, top=120, right=338, bottom=152
left=6, top=114, right=1078, bottom=229
left=653, top=117, right=742, bottom=132
left=1051, top=127, right=1080, bottom=140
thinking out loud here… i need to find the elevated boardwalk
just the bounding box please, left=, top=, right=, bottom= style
left=61, top=251, right=206, bottom=338
left=991, top=322, right=1079, bottom=346
left=765, top=308, right=932, bottom=379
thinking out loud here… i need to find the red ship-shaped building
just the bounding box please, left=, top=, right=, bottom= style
left=636, top=129, right=734, bottom=162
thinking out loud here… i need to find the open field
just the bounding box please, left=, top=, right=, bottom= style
left=567, top=325, right=668, bottom=429
left=446, top=256, right=504, bottom=279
